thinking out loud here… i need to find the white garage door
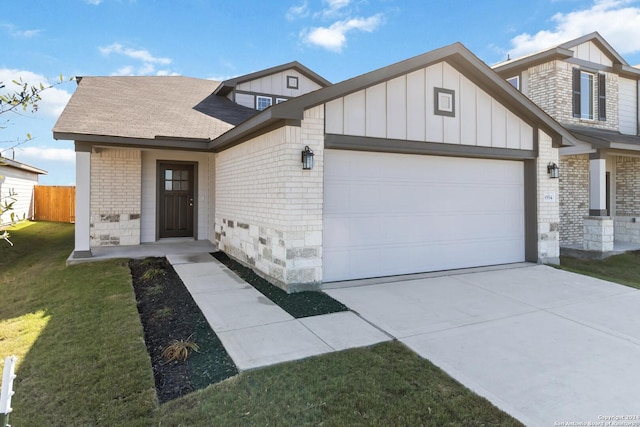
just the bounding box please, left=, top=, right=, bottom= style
left=323, top=150, right=525, bottom=282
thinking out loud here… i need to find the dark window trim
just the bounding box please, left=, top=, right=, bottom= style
left=434, top=87, right=456, bottom=117
left=572, top=67, right=581, bottom=118
left=287, top=75, right=299, bottom=89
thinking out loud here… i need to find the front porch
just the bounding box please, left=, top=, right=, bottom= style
left=66, top=239, right=217, bottom=265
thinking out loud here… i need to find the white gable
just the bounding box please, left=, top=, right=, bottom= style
left=236, top=68, right=323, bottom=97
left=325, top=61, right=534, bottom=151
left=570, top=41, right=613, bottom=67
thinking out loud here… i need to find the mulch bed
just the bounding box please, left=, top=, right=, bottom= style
left=129, top=257, right=237, bottom=403
left=211, top=251, right=349, bottom=318
left=130, top=252, right=349, bottom=403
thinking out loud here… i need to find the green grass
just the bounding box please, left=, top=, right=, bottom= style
left=1, top=222, right=523, bottom=426
left=559, top=251, right=640, bottom=289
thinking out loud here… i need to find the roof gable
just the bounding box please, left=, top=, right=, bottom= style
left=0, top=157, right=47, bottom=175
left=493, top=32, right=640, bottom=79
left=213, top=61, right=331, bottom=97
left=211, top=42, right=575, bottom=151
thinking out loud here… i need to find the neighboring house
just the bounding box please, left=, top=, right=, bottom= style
left=494, top=32, right=640, bottom=255
left=0, top=156, right=47, bottom=225
left=54, top=44, right=575, bottom=292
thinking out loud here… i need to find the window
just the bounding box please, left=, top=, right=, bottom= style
left=572, top=68, right=605, bottom=121
left=286, top=75, right=299, bottom=89
left=256, top=95, right=272, bottom=111
left=507, top=76, right=520, bottom=90
left=276, top=98, right=288, bottom=104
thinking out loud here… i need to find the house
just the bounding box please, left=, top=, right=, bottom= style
left=0, top=156, right=47, bottom=225
left=53, top=43, right=575, bottom=292
left=493, top=32, right=640, bottom=255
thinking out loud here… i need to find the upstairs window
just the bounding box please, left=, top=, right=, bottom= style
left=256, top=95, right=272, bottom=111
left=573, top=68, right=605, bottom=121
left=507, top=76, right=520, bottom=90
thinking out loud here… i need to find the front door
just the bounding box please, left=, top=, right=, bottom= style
left=159, top=163, right=195, bottom=238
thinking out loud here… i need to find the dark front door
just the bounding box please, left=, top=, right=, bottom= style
left=159, top=163, right=195, bottom=238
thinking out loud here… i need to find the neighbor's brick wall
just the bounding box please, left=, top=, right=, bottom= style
left=90, top=148, right=141, bottom=247
left=559, top=154, right=589, bottom=245
left=537, top=130, right=561, bottom=263
left=528, top=60, right=619, bottom=131
left=215, top=106, right=324, bottom=291
left=615, top=156, right=640, bottom=216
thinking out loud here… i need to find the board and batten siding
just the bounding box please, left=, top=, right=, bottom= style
left=236, top=69, right=324, bottom=98
left=140, top=149, right=213, bottom=243
left=619, top=77, right=638, bottom=135
left=0, top=167, right=38, bottom=224
left=325, top=61, right=534, bottom=150
left=570, top=41, right=614, bottom=67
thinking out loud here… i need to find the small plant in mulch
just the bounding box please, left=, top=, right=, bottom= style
left=141, top=266, right=164, bottom=281
left=211, top=251, right=349, bottom=318
left=162, top=335, right=200, bottom=362
left=151, top=306, right=175, bottom=322
left=129, top=257, right=238, bottom=403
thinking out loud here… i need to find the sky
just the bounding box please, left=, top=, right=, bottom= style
left=2, top=0, right=640, bottom=185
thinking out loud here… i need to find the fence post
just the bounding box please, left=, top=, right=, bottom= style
left=1, top=356, right=17, bottom=427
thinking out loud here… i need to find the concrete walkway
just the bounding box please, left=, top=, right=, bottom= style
left=325, top=265, right=640, bottom=427
left=166, top=253, right=390, bottom=371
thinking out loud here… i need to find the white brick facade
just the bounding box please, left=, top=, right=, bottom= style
left=528, top=60, right=619, bottom=131
left=559, top=154, right=589, bottom=245
left=90, top=148, right=141, bottom=247
left=537, top=130, right=561, bottom=263
left=215, top=106, right=325, bottom=291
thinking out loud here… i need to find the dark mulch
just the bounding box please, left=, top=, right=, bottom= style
left=211, top=251, right=349, bottom=318
left=129, top=257, right=238, bottom=403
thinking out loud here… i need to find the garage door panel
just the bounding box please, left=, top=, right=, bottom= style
left=323, top=150, right=525, bottom=282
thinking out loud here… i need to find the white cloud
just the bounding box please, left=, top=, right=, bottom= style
left=100, top=42, right=174, bottom=76
left=99, top=43, right=171, bottom=64
left=84, top=0, right=103, bottom=4
left=0, top=69, right=73, bottom=118
left=508, top=0, right=640, bottom=58
left=286, top=0, right=309, bottom=20
left=0, top=23, right=42, bottom=38
left=303, top=14, right=383, bottom=52
left=320, top=0, right=351, bottom=18
left=17, top=146, right=75, bottom=162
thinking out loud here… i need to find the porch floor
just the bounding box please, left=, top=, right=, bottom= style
left=66, top=239, right=217, bottom=265
left=560, top=241, right=640, bottom=260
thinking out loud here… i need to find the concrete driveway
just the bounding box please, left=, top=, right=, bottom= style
left=324, top=264, right=640, bottom=426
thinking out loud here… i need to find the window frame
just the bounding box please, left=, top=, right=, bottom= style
left=506, top=76, right=520, bottom=90
left=275, top=97, right=288, bottom=104
left=256, top=95, right=273, bottom=111
left=286, top=75, right=299, bottom=89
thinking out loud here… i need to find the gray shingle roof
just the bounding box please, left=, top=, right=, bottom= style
left=53, top=76, right=258, bottom=141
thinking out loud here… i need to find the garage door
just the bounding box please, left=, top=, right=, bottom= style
left=323, top=150, right=525, bottom=282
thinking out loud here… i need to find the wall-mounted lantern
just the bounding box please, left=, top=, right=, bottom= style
left=547, top=162, right=559, bottom=179
left=301, top=146, right=314, bottom=170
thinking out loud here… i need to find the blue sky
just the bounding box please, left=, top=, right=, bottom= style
left=2, top=0, right=640, bottom=185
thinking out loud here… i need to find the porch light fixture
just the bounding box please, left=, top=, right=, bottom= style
left=301, top=146, right=314, bottom=170
left=547, top=162, right=559, bottom=179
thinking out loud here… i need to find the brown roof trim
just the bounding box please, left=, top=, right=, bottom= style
left=493, top=47, right=574, bottom=75
left=213, top=61, right=331, bottom=96
left=558, top=32, right=628, bottom=65
left=0, top=157, right=47, bottom=175
left=564, top=124, right=640, bottom=150
left=211, top=42, right=575, bottom=151
left=55, top=132, right=211, bottom=152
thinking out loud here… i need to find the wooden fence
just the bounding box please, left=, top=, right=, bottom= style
left=34, top=186, right=76, bottom=223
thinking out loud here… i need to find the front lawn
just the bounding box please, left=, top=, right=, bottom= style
left=1, top=222, right=522, bottom=426
left=560, top=251, right=640, bottom=289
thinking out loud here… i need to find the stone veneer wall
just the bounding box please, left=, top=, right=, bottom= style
left=90, top=148, right=141, bottom=247
left=558, top=154, right=589, bottom=245
left=215, top=106, right=324, bottom=291
left=537, top=130, right=561, bottom=263
left=528, top=60, right=618, bottom=131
